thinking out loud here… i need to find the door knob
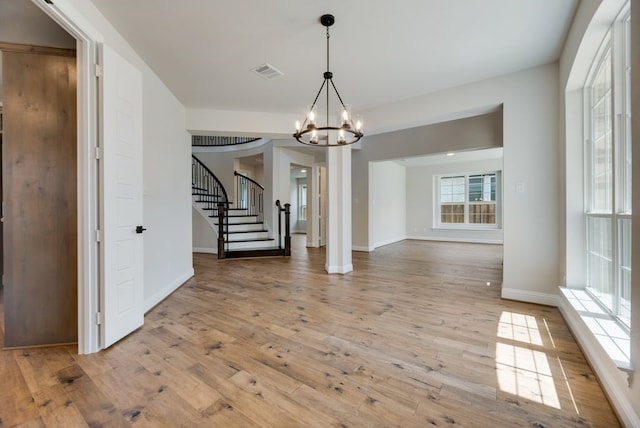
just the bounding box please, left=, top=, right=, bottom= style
left=136, top=225, right=147, bottom=234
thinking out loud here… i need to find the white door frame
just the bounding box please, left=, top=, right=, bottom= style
left=32, top=0, right=103, bottom=354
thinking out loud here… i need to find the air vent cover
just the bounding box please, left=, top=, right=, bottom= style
left=251, top=63, right=284, bottom=80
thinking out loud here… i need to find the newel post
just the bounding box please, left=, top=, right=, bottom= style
left=217, top=203, right=226, bottom=259
left=284, top=203, right=291, bottom=256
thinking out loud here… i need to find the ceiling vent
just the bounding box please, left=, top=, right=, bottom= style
left=251, top=63, right=284, bottom=80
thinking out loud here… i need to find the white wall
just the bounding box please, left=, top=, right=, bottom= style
left=192, top=208, right=216, bottom=253
left=368, top=161, right=406, bottom=249
left=271, top=145, right=315, bottom=244
left=142, top=73, right=192, bottom=309
left=406, top=157, right=503, bottom=244
left=62, top=0, right=193, bottom=311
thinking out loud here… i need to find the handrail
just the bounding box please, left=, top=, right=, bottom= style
left=234, top=171, right=264, bottom=190
left=192, top=155, right=231, bottom=257
left=192, top=155, right=229, bottom=205
left=275, top=200, right=291, bottom=256
left=192, top=136, right=261, bottom=147
left=235, top=171, right=264, bottom=223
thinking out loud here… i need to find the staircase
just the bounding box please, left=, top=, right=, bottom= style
left=192, top=155, right=289, bottom=258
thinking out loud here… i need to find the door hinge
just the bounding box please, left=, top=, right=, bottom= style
left=95, top=63, right=103, bottom=78
left=95, top=229, right=101, bottom=243
left=95, top=146, right=101, bottom=160
left=96, top=312, right=104, bottom=325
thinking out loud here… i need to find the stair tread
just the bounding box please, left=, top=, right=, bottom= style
left=229, top=246, right=281, bottom=251
left=226, top=230, right=268, bottom=234
left=225, top=237, right=275, bottom=243
left=213, top=221, right=264, bottom=224
left=210, top=218, right=263, bottom=223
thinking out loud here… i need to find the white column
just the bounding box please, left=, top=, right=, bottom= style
left=325, top=146, right=352, bottom=274
left=308, top=164, right=320, bottom=248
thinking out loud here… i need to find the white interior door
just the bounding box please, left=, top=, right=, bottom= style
left=99, top=45, right=144, bottom=348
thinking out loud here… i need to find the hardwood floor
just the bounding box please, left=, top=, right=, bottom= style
left=0, top=237, right=620, bottom=427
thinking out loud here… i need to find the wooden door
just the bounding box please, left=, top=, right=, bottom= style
left=100, top=45, right=144, bottom=348
left=2, top=48, right=77, bottom=348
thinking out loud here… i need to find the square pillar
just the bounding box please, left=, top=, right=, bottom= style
left=325, top=146, right=352, bottom=274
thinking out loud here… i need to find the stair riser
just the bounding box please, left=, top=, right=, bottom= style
left=225, top=240, right=278, bottom=250
left=225, top=232, right=269, bottom=241
left=218, top=224, right=267, bottom=233
left=212, top=216, right=259, bottom=224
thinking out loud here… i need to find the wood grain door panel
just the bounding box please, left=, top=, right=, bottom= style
left=2, top=50, right=77, bottom=347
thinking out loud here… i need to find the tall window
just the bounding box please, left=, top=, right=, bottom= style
left=584, top=8, right=631, bottom=328
left=437, top=172, right=499, bottom=227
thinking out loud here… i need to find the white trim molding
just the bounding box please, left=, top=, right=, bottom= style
left=352, top=245, right=375, bottom=252
left=325, top=264, right=354, bottom=275
left=144, top=269, right=194, bottom=313
left=33, top=0, right=104, bottom=354
left=372, top=236, right=408, bottom=250
left=193, top=247, right=217, bottom=254
left=501, top=287, right=558, bottom=307
left=407, top=235, right=503, bottom=245
left=558, top=288, right=639, bottom=427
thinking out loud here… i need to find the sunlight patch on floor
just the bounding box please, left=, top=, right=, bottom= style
left=497, top=311, right=543, bottom=346
left=495, top=311, right=569, bottom=409
left=496, top=342, right=561, bottom=408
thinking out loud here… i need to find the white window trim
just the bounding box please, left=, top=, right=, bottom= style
left=433, top=170, right=502, bottom=231
left=583, top=5, right=631, bottom=330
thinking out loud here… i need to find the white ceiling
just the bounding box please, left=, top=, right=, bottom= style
left=393, top=147, right=503, bottom=167
left=87, top=0, right=578, bottom=115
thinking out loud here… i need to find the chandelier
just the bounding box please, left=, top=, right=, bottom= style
left=293, top=14, right=363, bottom=147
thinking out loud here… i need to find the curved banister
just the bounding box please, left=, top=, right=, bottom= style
left=234, top=170, right=264, bottom=190
left=192, top=154, right=229, bottom=204
left=192, top=136, right=261, bottom=147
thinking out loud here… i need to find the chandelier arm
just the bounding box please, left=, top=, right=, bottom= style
left=329, top=79, right=349, bottom=112
left=300, top=79, right=328, bottom=130
left=326, top=76, right=330, bottom=130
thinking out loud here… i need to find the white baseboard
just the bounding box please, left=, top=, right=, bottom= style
left=193, top=247, right=217, bottom=254
left=501, top=287, right=558, bottom=306
left=558, top=289, right=640, bottom=427
left=372, top=236, right=407, bottom=249
left=325, top=263, right=353, bottom=274
left=144, top=269, right=194, bottom=313
left=407, top=235, right=503, bottom=245
left=352, top=245, right=374, bottom=252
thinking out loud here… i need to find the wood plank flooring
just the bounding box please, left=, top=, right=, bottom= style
left=0, top=237, right=621, bottom=427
